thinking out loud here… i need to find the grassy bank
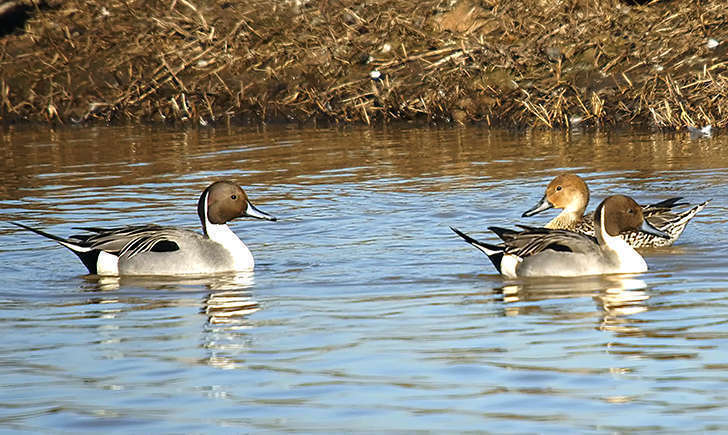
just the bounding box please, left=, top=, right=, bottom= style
left=0, top=0, right=726, bottom=129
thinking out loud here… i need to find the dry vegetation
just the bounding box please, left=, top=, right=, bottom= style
left=0, top=0, right=726, bottom=129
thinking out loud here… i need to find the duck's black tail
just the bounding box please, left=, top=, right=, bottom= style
left=449, top=226, right=503, bottom=273
left=11, top=222, right=98, bottom=273
left=11, top=221, right=76, bottom=245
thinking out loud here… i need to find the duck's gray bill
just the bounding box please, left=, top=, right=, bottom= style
left=522, top=194, right=553, bottom=217
left=245, top=202, right=277, bottom=221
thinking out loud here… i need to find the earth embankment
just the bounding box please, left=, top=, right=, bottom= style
left=0, top=0, right=726, bottom=129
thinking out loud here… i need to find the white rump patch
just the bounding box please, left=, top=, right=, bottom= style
left=96, top=251, right=120, bottom=276
left=500, top=254, right=522, bottom=279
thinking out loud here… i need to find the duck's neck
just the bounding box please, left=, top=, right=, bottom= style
left=206, top=222, right=255, bottom=270
left=200, top=192, right=254, bottom=270
left=545, top=209, right=583, bottom=230
left=596, top=209, right=647, bottom=273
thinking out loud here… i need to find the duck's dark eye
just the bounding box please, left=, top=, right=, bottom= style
left=556, top=186, right=562, bottom=191
left=231, top=195, right=237, bottom=200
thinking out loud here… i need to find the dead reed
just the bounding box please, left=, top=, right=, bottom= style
left=0, top=0, right=726, bottom=129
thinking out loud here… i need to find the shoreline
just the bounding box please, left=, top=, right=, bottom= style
left=0, top=0, right=725, bottom=130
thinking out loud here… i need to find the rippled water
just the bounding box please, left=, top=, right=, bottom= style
left=1, top=125, right=727, bottom=432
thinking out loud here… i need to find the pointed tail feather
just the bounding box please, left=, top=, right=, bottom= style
left=667, top=200, right=710, bottom=233
left=651, top=199, right=710, bottom=239
left=11, top=222, right=99, bottom=273
left=11, top=222, right=78, bottom=247
left=449, top=226, right=503, bottom=273
left=676, top=200, right=710, bottom=224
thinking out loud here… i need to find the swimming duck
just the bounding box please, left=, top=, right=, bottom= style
left=451, top=195, right=669, bottom=278
left=12, top=181, right=276, bottom=276
left=522, top=173, right=708, bottom=248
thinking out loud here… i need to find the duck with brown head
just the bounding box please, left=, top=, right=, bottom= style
left=522, top=173, right=709, bottom=248
left=452, top=195, right=669, bottom=278
left=13, top=180, right=277, bottom=276
left=522, top=173, right=590, bottom=230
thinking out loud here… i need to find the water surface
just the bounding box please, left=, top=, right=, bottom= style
left=1, top=125, right=726, bottom=432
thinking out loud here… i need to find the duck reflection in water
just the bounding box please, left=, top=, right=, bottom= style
left=201, top=272, right=260, bottom=370
left=495, top=275, right=650, bottom=334
left=83, top=272, right=259, bottom=370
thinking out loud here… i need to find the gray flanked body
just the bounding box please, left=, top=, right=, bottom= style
left=514, top=250, right=608, bottom=277
left=502, top=230, right=613, bottom=277
left=119, top=238, right=236, bottom=275
left=522, top=173, right=708, bottom=248
left=12, top=180, right=276, bottom=276
left=88, top=226, right=250, bottom=276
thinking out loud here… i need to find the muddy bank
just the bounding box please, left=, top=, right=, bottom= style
left=0, top=0, right=726, bottom=129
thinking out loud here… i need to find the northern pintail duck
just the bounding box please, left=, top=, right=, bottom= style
left=451, top=195, right=669, bottom=278
left=12, top=181, right=276, bottom=276
left=521, top=173, right=708, bottom=248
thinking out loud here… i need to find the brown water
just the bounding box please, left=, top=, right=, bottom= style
left=0, top=125, right=726, bottom=432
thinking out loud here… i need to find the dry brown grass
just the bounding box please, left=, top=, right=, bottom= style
left=0, top=0, right=726, bottom=129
